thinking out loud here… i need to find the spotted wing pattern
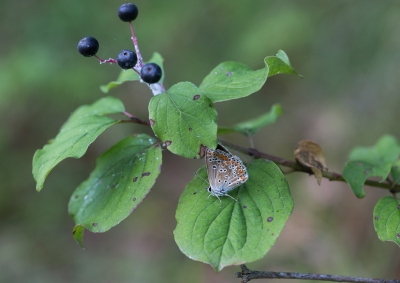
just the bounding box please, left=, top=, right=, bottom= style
left=205, top=147, right=248, bottom=198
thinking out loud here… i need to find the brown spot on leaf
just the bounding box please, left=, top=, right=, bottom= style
left=364, top=170, right=369, bottom=175
left=397, top=233, right=400, bottom=239
left=111, top=183, right=118, bottom=189
left=193, top=94, right=200, bottom=100
left=375, top=216, right=380, bottom=221
left=243, top=205, right=247, bottom=209
left=189, top=127, right=192, bottom=131
left=133, top=197, right=137, bottom=201
left=226, top=72, right=232, bottom=77
left=149, top=119, right=155, bottom=127
left=92, top=223, right=98, bottom=227
left=193, top=192, right=197, bottom=195
left=158, top=164, right=163, bottom=171
left=133, top=177, right=138, bottom=182
left=165, top=141, right=172, bottom=147
left=142, top=172, right=151, bottom=177
left=267, top=217, right=274, bottom=222
left=74, top=195, right=79, bottom=199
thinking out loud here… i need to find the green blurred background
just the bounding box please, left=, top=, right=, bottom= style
left=1, top=0, right=399, bottom=282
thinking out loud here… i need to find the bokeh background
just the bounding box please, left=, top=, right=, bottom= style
left=1, top=0, right=400, bottom=282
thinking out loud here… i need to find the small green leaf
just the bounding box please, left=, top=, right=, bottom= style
left=348, top=135, right=400, bottom=165
left=72, top=225, right=85, bottom=249
left=266, top=50, right=298, bottom=77
left=199, top=52, right=299, bottom=103
left=218, top=104, right=282, bottom=136
left=174, top=159, right=293, bottom=272
left=32, top=97, right=125, bottom=191
left=148, top=82, right=217, bottom=159
left=343, top=135, right=400, bottom=198
left=342, top=161, right=391, bottom=198
left=276, top=50, right=291, bottom=66
left=373, top=196, right=400, bottom=247
left=100, top=52, right=164, bottom=93
left=69, top=134, right=162, bottom=235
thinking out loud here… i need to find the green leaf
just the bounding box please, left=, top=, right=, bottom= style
left=148, top=82, right=217, bottom=159
left=100, top=52, right=164, bottom=93
left=343, top=135, right=400, bottom=198
left=276, top=50, right=291, bottom=66
left=68, top=134, right=162, bottom=235
left=373, top=196, right=400, bottom=247
left=174, top=159, right=293, bottom=272
left=218, top=104, right=282, bottom=136
left=265, top=50, right=298, bottom=77
left=348, top=135, right=400, bottom=164
left=72, top=225, right=85, bottom=249
left=32, top=97, right=125, bottom=191
left=342, top=161, right=391, bottom=198
left=199, top=51, right=299, bottom=103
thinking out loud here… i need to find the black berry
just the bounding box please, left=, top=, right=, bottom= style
left=118, top=3, right=138, bottom=22
left=140, top=63, right=162, bottom=84
left=77, top=36, right=99, bottom=57
left=116, top=50, right=138, bottom=69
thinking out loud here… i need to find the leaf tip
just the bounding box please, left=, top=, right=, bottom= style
left=72, top=224, right=86, bottom=249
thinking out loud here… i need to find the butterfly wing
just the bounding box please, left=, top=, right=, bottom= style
left=205, top=148, right=222, bottom=195
left=205, top=148, right=248, bottom=197
left=223, top=155, right=249, bottom=190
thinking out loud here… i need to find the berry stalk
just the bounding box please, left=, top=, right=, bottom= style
left=129, top=23, right=143, bottom=68
left=94, top=56, right=117, bottom=64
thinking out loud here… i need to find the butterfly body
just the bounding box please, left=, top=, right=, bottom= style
left=205, top=147, right=248, bottom=202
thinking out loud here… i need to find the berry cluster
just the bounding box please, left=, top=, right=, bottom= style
left=77, top=3, right=163, bottom=86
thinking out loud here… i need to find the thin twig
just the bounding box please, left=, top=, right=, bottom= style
left=114, top=113, right=399, bottom=192
left=236, top=265, right=400, bottom=283
left=121, top=111, right=150, bottom=126
left=219, top=139, right=400, bottom=193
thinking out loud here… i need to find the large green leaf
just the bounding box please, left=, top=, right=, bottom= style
left=218, top=104, right=282, bottom=136
left=32, top=97, right=125, bottom=191
left=148, top=82, right=217, bottom=159
left=343, top=135, right=400, bottom=198
left=100, top=52, right=165, bottom=93
left=174, top=159, right=293, bottom=272
left=69, top=134, right=162, bottom=244
left=199, top=50, right=299, bottom=103
left=373, top=196, right=400, bottom=247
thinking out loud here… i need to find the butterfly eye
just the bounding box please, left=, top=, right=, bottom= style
left=207, top=187, right=212, bottom=192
